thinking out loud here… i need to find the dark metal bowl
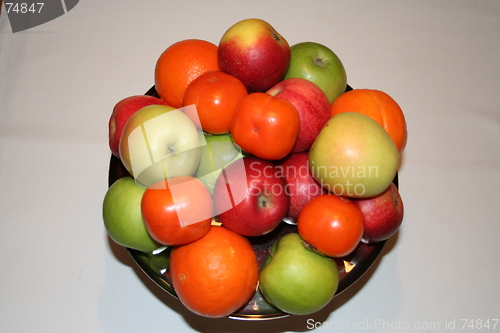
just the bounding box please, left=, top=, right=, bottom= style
left=107, top=84, right=397, bottom=320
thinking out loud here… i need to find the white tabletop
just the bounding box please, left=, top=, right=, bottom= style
left=1, top=1, right=499, bottom=332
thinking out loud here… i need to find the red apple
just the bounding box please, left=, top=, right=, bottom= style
left=218, top=18, right=290, bottom=92
left=108, top=95, right=169, bottom=158
left=276, top=152, right=326, bottom=223
left=354, top=183, right=404, bottom=243
left=213, top=156, right=289, bottom=237
left=267, top=78, right=331, bottom=153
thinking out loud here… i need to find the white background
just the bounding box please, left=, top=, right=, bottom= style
left=1, top=1, right=499, bottom=332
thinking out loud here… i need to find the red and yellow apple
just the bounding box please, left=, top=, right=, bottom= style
left=218, top=18, right=290, bottom=92
left=354, top=182, right=404, bottom=243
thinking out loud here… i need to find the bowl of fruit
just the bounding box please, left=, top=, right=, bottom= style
left=103, top=18, right=407, bottom=320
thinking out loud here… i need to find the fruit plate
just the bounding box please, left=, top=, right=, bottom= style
left=107, top=85, right=397, bottom=321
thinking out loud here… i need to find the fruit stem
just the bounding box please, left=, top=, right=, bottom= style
left=301, top=240, right=330, bottom=259
left=258, top=196, right=268, bottom=208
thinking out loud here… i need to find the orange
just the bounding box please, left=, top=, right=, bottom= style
left=298, top=194, right=364, bottom=258
left=141, top=176, right=213, bottom=246
left=183, top=71, right=248, bottom=134
left=169, top=226, right=259, bottom=318
left=230, top=92, right=300, bottom=160
left=330, top=89, right=407, bottom=154
left=154, top=39, right=220, bottom=109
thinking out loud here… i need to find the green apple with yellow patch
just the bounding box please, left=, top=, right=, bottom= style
left=309, top=112, right=399, bottom=198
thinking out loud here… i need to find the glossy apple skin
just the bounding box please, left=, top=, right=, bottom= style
left=267, top=78, right=331, bottom=153
left=354, top=182, right=404, bottom=243
left=213, top=156, right=289, bottom=237
left=194, top=133, right=243, bottom=194
left=108, top=95, right=169, bottom=158
left=259, top=233, right=339, bottom=315
left=284, top=42, right=347, bottom=104
left=276, top=152, right=326, bottom=223
left=218, top=18, right=290, bottom=92
left=103, top=177, right=162, bottom=253
left=309, top=112, right=399, bottom=198
left=119, top=105, right=201, bottom=187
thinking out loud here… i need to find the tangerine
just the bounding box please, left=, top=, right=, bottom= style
left=230, top=92, right=300, bottom=160
left=298, top=194, right=364, bottom=258
left=183, top=71, right=248, bottom=134
left=141, top=176, right=213, bottom=246
left=330, top=89, right=407, bottom=154
left=169, top=226, right=259, bottom=318
left=154, top=39, right=219, bottom=108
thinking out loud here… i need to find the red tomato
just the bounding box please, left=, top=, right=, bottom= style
left=141, top=176, right=213, bottom=246
left=183, top=71, right=248, bottom=135
left=297, top=194, right=364, bottom=257
left=230, top=92, right=300, bottom=160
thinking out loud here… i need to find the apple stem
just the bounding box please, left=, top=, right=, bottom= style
left=392, top=191, right=401, bottom=207
left=315, top=58, right=324, bottom=67
left=258, top=196, right=268, bottom=208
left=301, top=240, right=331, bottom=259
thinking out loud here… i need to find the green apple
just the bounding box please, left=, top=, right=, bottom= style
left=284, top=42, right=347, bottom=104
left=194, top=132, right=243, bottom=194
left=102, top=177, right=162, bottom=253
left=108, top=95, right=169, bottom=159
left=259, top=233, right=339, bottom=315
left=309, top=112, right=399, bottom=198
left=119, top=104, right=202, bottom=187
